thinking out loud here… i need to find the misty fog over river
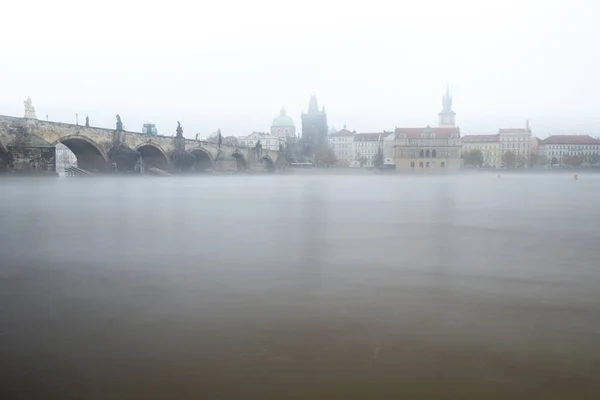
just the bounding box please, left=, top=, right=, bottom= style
left=1, top=174, right=599, bottom=399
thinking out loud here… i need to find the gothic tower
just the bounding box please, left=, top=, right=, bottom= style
left=301, top=95, right=328, bottom=151
left=438, top=85, right=456, bottom=127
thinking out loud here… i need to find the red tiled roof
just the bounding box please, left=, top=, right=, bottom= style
left=354, top=132, right=390, bottom=141
left=395, top=127, right=458, bottom=139
left=331, top=129, right=355, bottom=137
left=499, top=128, right=531, bottom=134
left=540, top=135, right=600, bottom=145
left=462, top=134, right=499, bottom=142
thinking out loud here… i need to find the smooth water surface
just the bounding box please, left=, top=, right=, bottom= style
left=1, top=173, right=599, bottom=399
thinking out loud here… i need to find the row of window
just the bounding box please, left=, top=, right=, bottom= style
left=502, top=143, right=530, bottom=149
left=465, top=145, right=498, bottom=150
left=410, top=161, right=446, bottom=168
left=396, top=149, right=451, bottom=157
left=406, top=140, right=451, bottom=146
left=355, top=143, right=380, bottom=147
left=547, top=151, right=599, bottom=157
left=544, top=145, right=599, bottom=150
left=419, top=149, right=437, bottom=158
left=501, top=136, right=530, bottom=142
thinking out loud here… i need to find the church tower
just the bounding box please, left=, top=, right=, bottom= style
left=438, top=85, right=456, bottom=127
left=301, top=95, right=328, bottom=150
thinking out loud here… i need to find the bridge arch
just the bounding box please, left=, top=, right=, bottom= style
left=0, top=142, right=9, bottom=170
left=135, top=142, right=170, bottom=171
left=262, top=155, right=275, bottom=173
left=190, top=147, right=214, bottom=172
left=52, top=135, right=109, bottom=172
left=232, top=151, right=246, bottom=171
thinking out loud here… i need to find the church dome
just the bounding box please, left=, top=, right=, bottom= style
left=271, top=108, right=295, bottom=128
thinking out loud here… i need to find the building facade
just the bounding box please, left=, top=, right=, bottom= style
left=394, top=126, right=462, bottom=170
left=301, top=95, right=328, bottom=151
left=238, top=132, right=284, bottom=152
left=352, top=133, right=388, bottom=167
left=270, top=108, right=296, bottom=139
left=383, top=133, right=395, bottom=163
left=393, top=87, right=461, bottom=170
left=499, top=121, right=532, bottom=158
left=328, top=128, right=355, bottom=165
left=538, top=135, right=600, bottom=166
left=461, top=134, right=501, bottom=168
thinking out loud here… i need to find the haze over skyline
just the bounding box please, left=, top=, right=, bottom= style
left=1, top=0, right=599, bottom=138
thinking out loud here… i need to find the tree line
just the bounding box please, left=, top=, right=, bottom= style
left=462, top=149, right=600, bottom=168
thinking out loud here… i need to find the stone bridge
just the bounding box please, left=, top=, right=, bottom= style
left=0, top=114, right=281, bottom=174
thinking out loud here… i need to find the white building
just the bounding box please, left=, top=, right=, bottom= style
left=55, top=142, right=77, bottom=172
left=539, top=135, right=600, bottom=165
left=383, top=133, right=395, bottom=162
left=238, top=132, right=284, bottom=152
left=499, top=121, right=533, bottom=157
left=270, top=108, right=296, bottom=139
left=353, top=132, right=389, bottom=167
left=328, top=128, right=355, bottom=165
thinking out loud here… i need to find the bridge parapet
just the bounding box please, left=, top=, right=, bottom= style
left=0, top=114, right=280, bottom=173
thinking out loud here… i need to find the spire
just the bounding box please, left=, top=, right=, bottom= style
left=438, top=85, right=456, bottom=127
left=280, top=107, right=286, bottom=116
left=526, top=119, right=530, bottom=132
left=308, top=95, right=319, bottom=113
left=442, top=84, right=453, bottom=112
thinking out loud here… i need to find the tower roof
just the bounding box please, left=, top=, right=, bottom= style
left=271, top=108, right=295, bottom=128
left=308, top=95, right=319, bottom=113
left=439, top=84, right=455, bottom=115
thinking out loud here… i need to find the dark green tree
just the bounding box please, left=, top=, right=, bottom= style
left=502, top=151, right=517, bottom=168
left=462, top=149, right=484, bottom=167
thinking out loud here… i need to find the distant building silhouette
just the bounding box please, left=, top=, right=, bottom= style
left=301, top=95, right=328, bottom=152
left=438, top=85, right=456, bottom=127
left=270, top=108, right=296, bottom=138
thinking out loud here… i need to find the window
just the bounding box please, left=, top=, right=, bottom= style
left=432, top=149, right=437, bottom=158
left=419, top=162, right=423, bottom=168
left=419, top=149, right=424, bottom=158
left=441, top=162, right=445, bottom=168
left=425, top=149, right=430, bottom=158
left=411, top=161, right=415, bottom=168
left=426, top=161, right=430, bottom=168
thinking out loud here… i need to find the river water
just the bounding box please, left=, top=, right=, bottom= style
left=1, top=173, right=599, bottom=399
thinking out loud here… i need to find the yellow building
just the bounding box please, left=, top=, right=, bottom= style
left=394, top=126, right=462, bottom=170
left=393, top=86, right=462, bottom=170
left=461, top=134, right=501, bottom=168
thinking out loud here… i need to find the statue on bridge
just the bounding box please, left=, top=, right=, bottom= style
left=85, top=116, right=89, bottom=127
left=254, top=140, right=262, bottom=159
left=24, top=97, right=37, bottom=119
left=176, top=121, right=184, bottom=138
left=116, top=114, right=123, bottom=131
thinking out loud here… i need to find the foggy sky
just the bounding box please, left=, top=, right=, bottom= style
left=1, top=0, right=599, bottom=138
